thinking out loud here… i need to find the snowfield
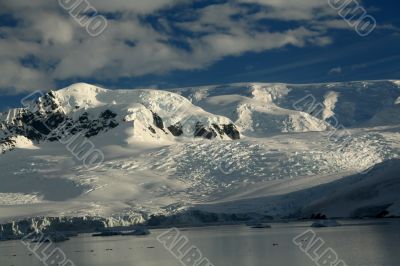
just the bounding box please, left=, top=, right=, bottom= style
left=1, top=80, right=400, bottom=238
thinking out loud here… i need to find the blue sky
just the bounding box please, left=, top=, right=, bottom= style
left=0, top=0, right=399, bottom=111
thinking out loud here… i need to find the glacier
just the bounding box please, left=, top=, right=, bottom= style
left=0, top=80, right=400, bottom=239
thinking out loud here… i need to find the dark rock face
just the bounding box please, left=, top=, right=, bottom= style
left=167, top=121, right=240, bottom=140
left=0, top=91, right=120, bottom=153
left=212, top=124, right=224, bottom=136
left=168, top=122, right=183, bottom=136
left=0, top=109, right=63, bottom=143
left=152, top=112, right=164, bottom=130
left=194, top=123, right=240, bottom=140
left=44, top=112, right=68, bottom=131
left=79, top=110, right=119, bottom=138
left=0, top=91, right=242, bottom=154
left=194, top=123, right=218, bottom=139
left=148, top=126, right=156, bottom=134
left=44, top=109, right=119, bottom=139
left=79, top=112, right=90, bottom=124
left=223, top=124, right=240, bottom=140
left=0, top=137, right=16, bottom=154
left=100, top=110, right=117, bottom=120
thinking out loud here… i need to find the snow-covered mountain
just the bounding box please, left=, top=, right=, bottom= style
left=175, top=80, right=400, bottom=130
left=0, top=83, right=241, bottom=154
left=1, top=80, right=400, bottom=238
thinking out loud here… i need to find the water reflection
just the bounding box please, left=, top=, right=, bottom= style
left=0, top=220, right=399, bottom=266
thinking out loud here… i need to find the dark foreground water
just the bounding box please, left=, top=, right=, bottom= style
left=1, top=219, right=399, bottom=266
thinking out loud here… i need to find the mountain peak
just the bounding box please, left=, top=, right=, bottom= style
left=58, top=82, right=107, bottom=93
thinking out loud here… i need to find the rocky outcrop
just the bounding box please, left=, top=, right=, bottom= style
left=168, top=122, right=184, bottom=136
left=0, top=90, right=120, bottom=153
left=152, top=112, right=164, bottom=130
left=0, top=137, right=16, bottom=154
left=223, top=124, right=240, bottom=140
left=0, top=87, right=242, bottom=155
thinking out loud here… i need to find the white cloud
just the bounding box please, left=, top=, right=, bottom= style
left=0, top=60, right=54, bottom=92
left=93, top=0, right=186, bottom=14
left=237, top=0, right=334, bottom=20
left=329, top=67, right=342, bottom=75
left=0, top=0, right=184, bottom=14
left=0, top=0, right=375, bottom=93
left=31, top=13, right=74, bottom=45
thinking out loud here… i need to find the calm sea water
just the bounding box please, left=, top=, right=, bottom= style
left=1, top=219, right=399, bottom=266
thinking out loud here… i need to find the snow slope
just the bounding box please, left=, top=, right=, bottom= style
left=175, top=83, right=331, bottom=136
left=0, top=83, right=242, bottom=155
left=197, top=158, right=400, bottom=218
left=0, top=80, right=400, bottom=237
left=176, top=80, right=400, bottom=130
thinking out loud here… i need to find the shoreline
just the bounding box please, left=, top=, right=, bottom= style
left=1, top=213, right=399, bottom=242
